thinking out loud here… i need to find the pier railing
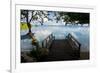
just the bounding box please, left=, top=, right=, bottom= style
left=42, top=34, right=55, bottom=49
left=67, top=33, right=81, bottom=57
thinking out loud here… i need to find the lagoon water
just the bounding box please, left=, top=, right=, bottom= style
left=21, top=25, right=89, bottom=52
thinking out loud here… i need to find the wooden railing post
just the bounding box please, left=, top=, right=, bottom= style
left=67, top=33, right=81, bottom=59
left=42, top=33, right=54, bottom=49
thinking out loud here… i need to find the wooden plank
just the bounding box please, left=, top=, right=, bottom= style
left=46, top=39, right=80, bottom=61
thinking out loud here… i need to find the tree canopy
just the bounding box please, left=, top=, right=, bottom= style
left=21, top=10, right=90, bottom=35
left=59, top=12, right=90, bottom=24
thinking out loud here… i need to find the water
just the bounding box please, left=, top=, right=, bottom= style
left=21, top=25, right=89, bottom=52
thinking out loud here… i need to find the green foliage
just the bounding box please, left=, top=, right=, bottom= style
left=20, top=22, right=37, bottom=30
left=21, top=10, right=90, bottom=27
left=20, top=22, right=28, bottom=30
left=59, top=12, right=89, bottom=24
left=29, top=47, right=49, bottom=61
left=30, top=49, right=38, bottom=58
left=78, top=13, right=90, bottom=24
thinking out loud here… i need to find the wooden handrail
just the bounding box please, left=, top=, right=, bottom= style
left=42, top=33, right=55, bottom=48
left=68, top=33, right=81, bottom=46
left=67, top=33, right=81, bottom=58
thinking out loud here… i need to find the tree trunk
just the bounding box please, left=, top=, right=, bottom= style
left=65, top=22, right=67, bottom=26
left=41, top=18, right=44, bottom=25
left=26, top=10, right=32, bottom=34
left=27, top=22, right=31, bottom=33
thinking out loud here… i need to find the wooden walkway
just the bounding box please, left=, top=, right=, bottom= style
left=44, top=39, right=80, bottom=61
left=21, top=33, right=81, bottom=62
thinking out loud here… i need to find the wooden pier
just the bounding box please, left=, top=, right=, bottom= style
left=21, top=33, right=81, bottom=62
left=39, top=33, right=81, bottom=61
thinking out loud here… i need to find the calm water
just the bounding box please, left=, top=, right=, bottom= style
left=21, top=25, right=89, bottom=52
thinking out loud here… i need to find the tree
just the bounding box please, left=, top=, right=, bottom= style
left=21, top=10, right=48, bottom=36
left=78, top=13, right=90, bottom=25
left=67, top=13, right=90, bottom=26
left=59, top=12, right=90, bottom=26
left=59, top=12, right=70, bottom=25
left=21, top=10, right=32, bottom=35
left=54, top=12, right=61, bottom=23
left=36, top=11, right=48, bottom=25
